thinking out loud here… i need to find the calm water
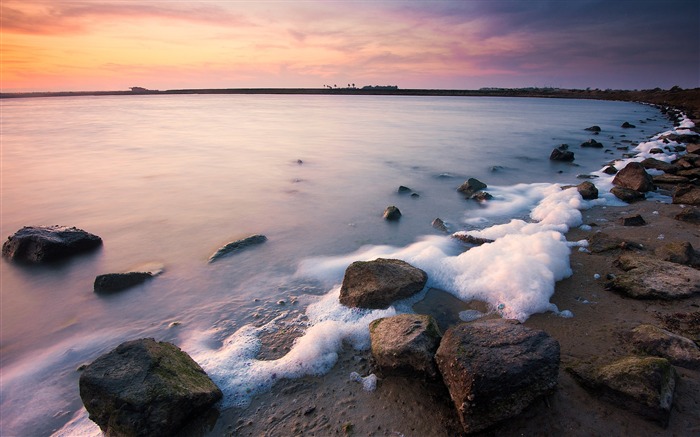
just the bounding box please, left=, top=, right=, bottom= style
left=0, top=95, right=670, bottom=435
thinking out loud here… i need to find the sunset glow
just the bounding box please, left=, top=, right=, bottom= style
left=1, top=0, right=698, bottom=92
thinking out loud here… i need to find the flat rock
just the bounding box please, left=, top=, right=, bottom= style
left=79, top=338, right=222, bottom=437
left=587, top=232, right=639, bottom=253
left=567, top=356, right=676, bottom=427
left=609, top=253, right=700, bottom=299
left=584, top=125, right=601, bottom=132
left=369, top=314, right=442, bottom=377
left=640, top=157, right=678, bottom=174
left=339, top=258, right=428, bottom=309
left=610, top=186, right=646, bottom=202
left=620, top=214, right=646, bottom=226
left=612, top=162, right=655, bottom=192
left=672, top=185, right=700, bottom=205
left=208, top=234, right=267, bottom=263
left=2, top=225, right=102, bottom=263
left=631, top=324, right=700, bottom=370
left=654, top=241, right=698, bottom=266
left=451, top=233, right=494, bottom=246
left=435, top=319, right=560, bottom=434
left=653, top=174, right=690, bottom=185
left=94, top=272, right=154, bottom=293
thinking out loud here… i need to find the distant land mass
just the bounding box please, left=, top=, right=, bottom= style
left=2, top=87, right=698, bottom=116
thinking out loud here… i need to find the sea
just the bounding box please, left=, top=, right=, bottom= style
left=0, top=94, right=688, bottom=436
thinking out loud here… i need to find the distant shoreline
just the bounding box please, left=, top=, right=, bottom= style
left=2, top=87, right=699, bottom=116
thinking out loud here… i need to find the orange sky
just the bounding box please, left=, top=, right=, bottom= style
left=1, top=1, right=698, bottom=92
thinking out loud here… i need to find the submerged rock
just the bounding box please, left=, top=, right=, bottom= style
left=457, top=178, right=487, bottom=196
left=567, top=356, right=676, bottom=427
left=608, top=253, right=700, bottom=300
left=94, top=272, right=154, bottom=293
left=631, top=324, right=700, bottom=370
left=339, top=258, right=427, bottom=309
left=621, top=121, right=636, bottom=128
left=435, top=319, right=560, bottom=434
left=208, top=234, right=267, bottom=263
left=79, top=338, right=222, bottom=437
left=584, top=125, right=602, bottom=132
left=2, top=225, right=102, bottom=263
left=431, top=218, right=448, bottom=232
left=383, top=205, right=402, bottom=221
left=612, top=162, right=655, bottom=192
left=550, top=148, right=575, bottom=162
left=580, top=139, right=604, bottom=148
left=370, top=314, right=442, bottom=378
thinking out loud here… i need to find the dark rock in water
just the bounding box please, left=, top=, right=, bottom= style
left=649, top=148, right=664, bottom=154
left=672, top=185, right=700, bottom=205
left=603, top=165, right=618, bottom=175
left=339, top=258, right=427, bottom=309
left=457, top=178, right=487, bottom=195
left=383, top=205, right=402, bottom=221
left=674, top=207, right=700, bottom=224
left=640, top=158, right=678, bottom=174
left=2, top=225, right=102, bottom=263
left=431, top=218, right=448, bottom=232
left=580, top=139, right=604, bottom=148
left=576, top=174, right=599, bottom=180
left=609, top=253, right=700, bottom=300
left=567, top=356, right=676, bottom=427
left=584, top=125, right=602, bottom=132
left=410, top=192, right=420, bottom=198
left=654, top=241, right=698, bottom=266
left=621, top=121, right=636, bottom=128
left=469, top=191, right=493, bottom=202
left=397, top=185, right=412, bottom=194
left=208, top=234, right=267, bottom=263
left=451, top=233, right=494, bottom=246
left=370, top=314, right=442, bottom=378
left=79, top=338, right=222, bottom=437
left=659, top=133, right=700, bottom=144
left=94, top=272, right=154, bottom=293
left=435, top=319, right=560, bottom=434
left=612, top=162, right=655, bottom=192
left=610, top=186, right=646, bottom=202
left=620, top=214, right=646, bottom=226
left=631, top=324, right=700, bottom=370
left=549, top=148, right=575, bottom=162
left=576, top=181, right=598, bottom=200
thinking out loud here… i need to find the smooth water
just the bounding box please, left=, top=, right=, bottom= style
left=0, top=95, right=671, bottom=435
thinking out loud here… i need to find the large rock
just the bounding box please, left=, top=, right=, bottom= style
left=549, top=148, right=575, bottom=162
left=610, top=186, right=646, bottom=202
left=654, top=241, right=698, bottom=266
left=576, top=181, right=598, bottom=200
left=457, top=178, right=487, bottom=196
left=631, top=324, right=700, bottom=369
left=672, top=185, right=700, bottom=205
left=79, top=338, right=222, bottom=437
left=2, top=225, right=102, bottom=263
left=640, top=157, right=678, bottom=174
left=208, top=234, right=267, bottom=263
left=369, top=314, right=442, bottom=377
left=383, top=205, right=402, bottom=221
left=339, top=258, right=427, bottom=309
left=608, top=253, right=700, bottom=299
left=435, top=319, right=560, bottom=434
left=567, top=356, right=677, bottom=427
left=674, top=207, right=700, bottom=224
left=94, top=272, right=154, bottom=293
left=580, top=139, right=604, bottom=148
left=612, top=162, right=655, bottom=192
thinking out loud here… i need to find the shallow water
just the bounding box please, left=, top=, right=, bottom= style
left=0, top=94, right=672, bottom=435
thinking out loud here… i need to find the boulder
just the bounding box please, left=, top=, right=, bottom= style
left=431, top=218, right=448, bottom=232
left=457, top=178, right=487, bottom=196
left=608, top=253, right=700, bottom=299
left=674, top=207, right=700, bottom=224
left=208, top=234, right=267, bottom=263
left=677, top=168, right=700, bottom=178
left=672, top=185, right=700, bottom=205
left=640, top=158, right=678, bottom=174
left=580, top=139, right=604, bottom=148
left=610, top=186, right=646, bottom=202
left=612, top=162, right=655, bottom=192
left=654, top=241, right=698, bottom=266
left=79, top=338, right=222, bottom=437
left=567, top=356, right=676, bottom=427
left=94, top=272, right=154, bottom=293
left=383, top=205, right=402, bottom=221
left=549, top=148, right=575, bottom=162
left=620, top=214, right=646, bottom=226
left=659, top=133, right=700, bottom=144
left=621, top=121, right=636, bottom=128
left=584, top=125, right=602, bottom=132
left=435, top=319, right=560, bottom=434
left=603, top=165, right=618, bottom=175
left=631, top=324, right=700, bottom=369
left=339, top=258, right=428, bottom=309
left=2, top=225, right=102, bottom=263
left=576, top=181, right=598, bottom=200
left=369, top=314, right=442, bottom=378
left=397, top=185, right=412, bottom=194
left=653, top=174, right=690, bottom=185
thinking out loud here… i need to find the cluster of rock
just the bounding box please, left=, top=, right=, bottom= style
left=340, top=258, right=560, bottom=434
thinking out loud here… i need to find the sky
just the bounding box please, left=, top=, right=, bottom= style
left=1, top=0, right=698, bottom=92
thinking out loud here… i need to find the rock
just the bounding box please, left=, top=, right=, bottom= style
left=576, top=181, right=598, bottom=200
left=2, top=225, right=102, bottom=263
left=659, top=133, right=700, bottom=144
left=339, top=258, right=428, bottom=309
left=566, top=356, right=676, bottom=427
left=94, top=272, right=153, bottom=293
left=672, top=185, right=700, bottom=205
left=469, top=191, right=493, bottom=202
left=587, top=232, right=628, bottom=253
left=631, top=324, right=700, bottom=370
left=603, top=165, right=618, bottom=175
left=649, top=148, right=664, bottom=154
left=435, top=319, right=560, bottom=434
left=208, top=234, right=267, bottom=263
left=610, top=186, right=646, bottom=202
left=612, top=162, right=655, bottom=192
left=676, top=167, right=700, bottom=179
left=621, top=121, right=636, bottom=128
left=431, top=218, right=448, bottom=232
left=653, top=174, right=690, bottom=185
left=585, top=125, right=602, bottom=132
left=457, top=178, right=487, bottom=195
left=580, top=139, right=604, bottom=148
left=674, top=207, right=700, bottom=224
left=620, top=214, right=646, bottom=226
left=640, top=158, right=678, bottom=174
left=383, top=205, right=402, bottom=221
left=79, top=338, right=222, bottom=437
left=654, top=241, right=698, bottom=266
left=687, top=143, right=700, bottom=154
left=369, top=314, right=442, bottom=377
left=608, top=253, right=700, bottom=299
left=397, top=186, right=412, bottom=194
left=549, top=148, right=575, bottom=162
left=451, top=233, right=494, bottom=246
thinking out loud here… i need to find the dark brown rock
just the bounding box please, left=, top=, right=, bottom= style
left=654, top=241, right=698, bottom=266
left=431, top=218, right=448, bottom=232
left=674, top=207, right=700, bottom=224
left=581, top=139, right=604, bottom=148
left=383, top=206, right=402, bottom=221
left=435, top=319, right=560, bottom=434
left=609, top=253, right=700, bottom=299
left=653, top=174, right=690, bottom=185
left=686, top=143, right=700, bottom=154
left=610, top=186, right=646, bottom=202
left=621, top=121, right=636, bottom=128
left=2, top=225, right=102, bottom=263
left=576, top=181, right=598, bottom=200
left=640, top=157, right=678, bottom=174
left=94, top=272, right=153, bottom=293
left=369, top=314, right=442, bottom=377
left=603, top=165, right=618, bottom=175
left=612, top=162, right=655, bottom=192
left=451, top=233, right=494, bottom=246
left=631, top=324, right=700, bottom=370
left=339, top=258, right=427, bottom=309
left=620, top=214, right=646, bottom=226
left=550, top=148, right=575, bottom=162
left=672, top=185, right=700, bottom=205
left=457, top=178, right=487, bottom=196
left=79, top=338, right=222, bottom=437
left=208, top=234, right=267, bottom=263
